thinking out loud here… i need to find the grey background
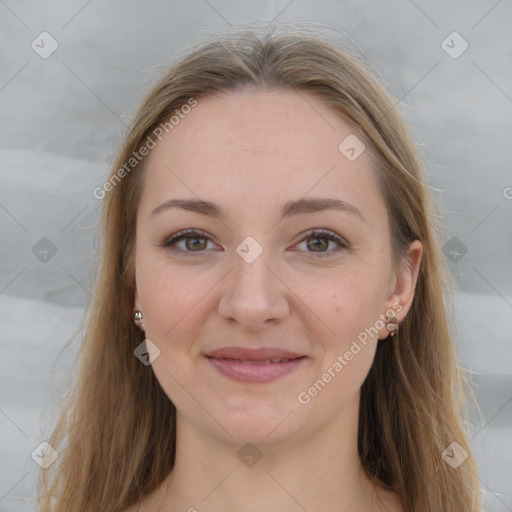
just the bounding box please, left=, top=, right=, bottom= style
left=1, top=1, right=511, bottom=511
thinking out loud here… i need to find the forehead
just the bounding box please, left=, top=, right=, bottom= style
left=139, top=89, right=385, bottom=224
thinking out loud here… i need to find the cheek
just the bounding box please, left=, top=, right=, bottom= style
left=135, top=253, right=210, bottom=348
left=135, top=258, right=208, bottom=405
left=315, top=267, right=387, bottom=385
left=326, top=267, right=387, bottom=335
left=305, top=288, right=381, bottom=414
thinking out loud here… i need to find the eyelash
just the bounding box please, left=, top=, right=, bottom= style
left=160, top=228, right=349, bottom=258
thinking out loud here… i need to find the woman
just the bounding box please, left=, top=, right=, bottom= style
left=38, top=26, right=481, bottom=512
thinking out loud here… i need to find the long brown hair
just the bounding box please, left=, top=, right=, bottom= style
left=37, top=25, right=481, bottom=512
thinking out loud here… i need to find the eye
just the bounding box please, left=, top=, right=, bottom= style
left=294, top=229, right=349, bottom=257
left=160, top=228, right=349, bottom=258
left=160, top=229, right=218, bottom=256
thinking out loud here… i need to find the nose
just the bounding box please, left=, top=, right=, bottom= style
left=217, top=246, right=290, bottom=330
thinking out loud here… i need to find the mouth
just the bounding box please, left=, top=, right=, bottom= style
left=204, top=348, right=308, bottom=383
left=209, top=357, right=303, bottom=364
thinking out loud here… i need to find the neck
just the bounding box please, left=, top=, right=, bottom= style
left=157, top=394, right=394, bottom=512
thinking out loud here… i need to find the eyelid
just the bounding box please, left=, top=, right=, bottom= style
left=292, top=228, right=349, bottom=258
left=160, top=228, right=349, bottom=257
left=160, top=228, right=218, bottom=257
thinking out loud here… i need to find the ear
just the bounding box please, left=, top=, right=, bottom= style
left=133, top=285, right=142, bottom=314
left=378, top=239, right=423, bottom=339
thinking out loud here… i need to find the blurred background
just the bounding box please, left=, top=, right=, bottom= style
left=1, top=0, right=511, bottom=510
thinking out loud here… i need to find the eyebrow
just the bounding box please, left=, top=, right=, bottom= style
left=150, top=197, right=365, bottom=222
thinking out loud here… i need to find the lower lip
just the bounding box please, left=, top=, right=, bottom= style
left=205, top=356, right=307, bottom=383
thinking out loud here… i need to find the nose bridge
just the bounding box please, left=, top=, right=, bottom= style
left=234, top=244, right=272, bottom=293
left=217, top=239, right=288, bottom=326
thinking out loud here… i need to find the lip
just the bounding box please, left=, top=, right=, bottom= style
left=205, top=347, right=305, bottom=361
left=204, top=347, right=307, bottom=383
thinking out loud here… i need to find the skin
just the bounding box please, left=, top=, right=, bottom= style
left=130, top=88, right=422, bottom=512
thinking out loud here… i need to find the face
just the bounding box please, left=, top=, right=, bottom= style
left=133, top=89, right=421, bottom=445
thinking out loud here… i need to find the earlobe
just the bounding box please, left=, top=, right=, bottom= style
left=133, top=288, right=144, bottom=330
left=379, top=240, right=423, bottom=340
left=133, top=311, right=144, bottom=330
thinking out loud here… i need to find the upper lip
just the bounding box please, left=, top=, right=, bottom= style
left=205, top=347, right=305, bottom=361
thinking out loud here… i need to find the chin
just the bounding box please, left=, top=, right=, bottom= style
left=208, top=400, right=306, bottom=446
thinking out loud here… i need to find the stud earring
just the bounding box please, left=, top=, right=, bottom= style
left=384, top=314, right=399, bottom=337
left=133, top=311, right=144, bottom=330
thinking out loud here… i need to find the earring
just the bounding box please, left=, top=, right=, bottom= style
left=133, top=311, right=144, bottom=330
left=384, top=315, right=398, bottom=337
